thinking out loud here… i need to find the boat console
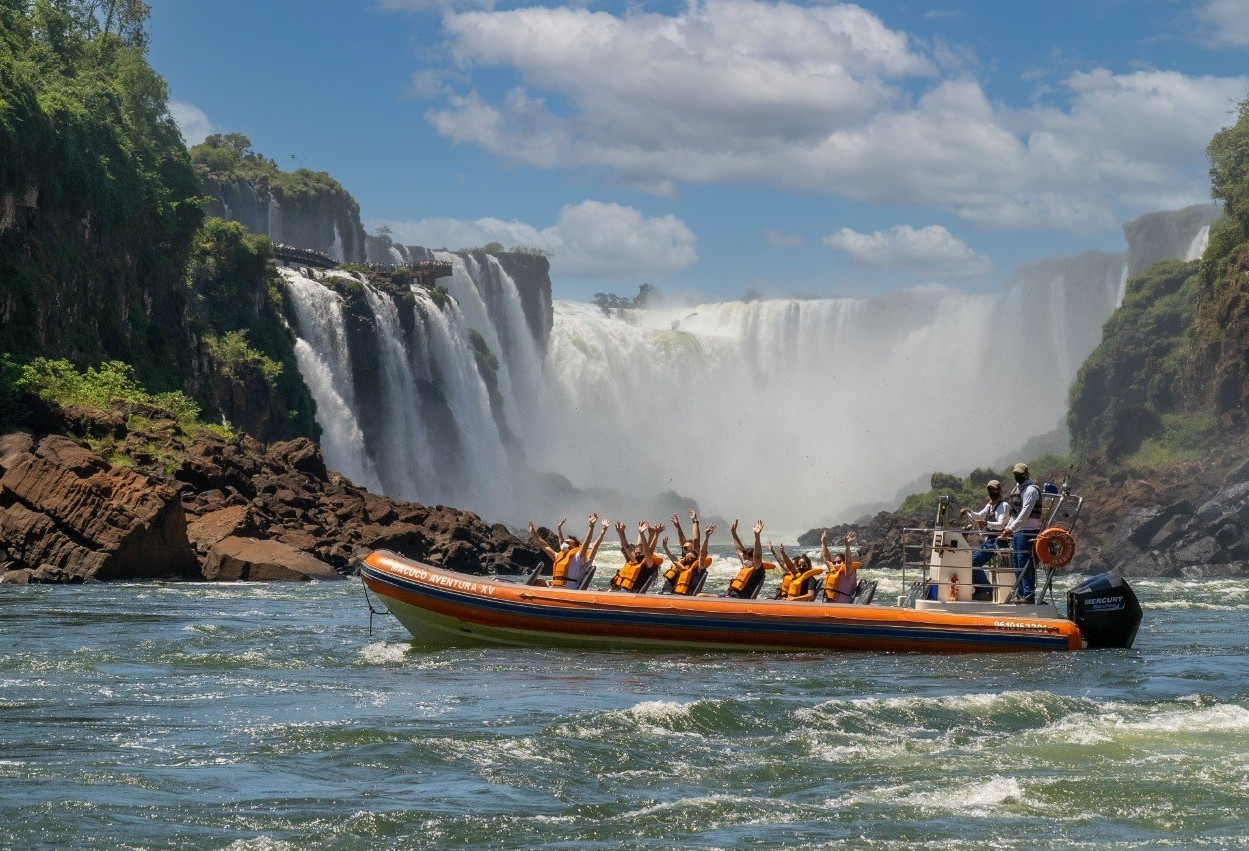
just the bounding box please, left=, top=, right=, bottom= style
left=897, top=487, right=1142, bottom=648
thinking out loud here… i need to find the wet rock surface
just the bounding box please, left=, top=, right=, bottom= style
left=0, top=409, right=543, bottom=583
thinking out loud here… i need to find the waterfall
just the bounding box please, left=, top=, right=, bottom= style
left=279, top=210, right=1208, bottom=527
left=410, top=288, right=516, bottom=518
left=279, top=258, right=1123, bottom=526
left=1185, top=225, right=1210, bottom=262
left=281, top=268, right=382, bottom=491
left=360, top=282, right=433, bottom=500
left=538, top=284, right=1093, bottom=526
left=266, top=196, right=283, bottom=245
left=279, top=265, right=517, bottom=519
left=330, top=222, right=344, bottom=262
left=436, top=252, right=547, bottom=454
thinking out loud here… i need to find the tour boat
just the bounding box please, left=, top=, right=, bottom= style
left=359, top=490, right=1142, bottom=653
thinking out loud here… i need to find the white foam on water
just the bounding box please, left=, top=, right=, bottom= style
left=358, top=641, right=409, bottom=665
left=222, top=839, right=297, bottom=851
left=618, top=792, right=773, bottom=820
left=1043, top=700, right=1249, bottom=745
left=801, top=689, right=1061, bottom=720
left=852, top=775, right=1025, bottom=815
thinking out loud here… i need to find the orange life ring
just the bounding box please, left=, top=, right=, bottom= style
left=1035, top=527, right=1076, bottom=567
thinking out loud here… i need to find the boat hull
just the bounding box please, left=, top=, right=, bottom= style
left=361, top=551, right=1084, bottom=653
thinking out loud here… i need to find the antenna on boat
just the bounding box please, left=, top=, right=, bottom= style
left=934, top=495, right=951, bottom=527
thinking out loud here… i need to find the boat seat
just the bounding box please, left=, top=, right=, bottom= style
left=577, top=565, right=597, bottom=590
left=689, top=570, right=709, bottom=596
left=853, top=579, right=878, bottom=605
left=636, top=567, right=659, bottom=594
left=525, top=562, right=546, bottom=586
left=743, top=568, right=767, bottom=599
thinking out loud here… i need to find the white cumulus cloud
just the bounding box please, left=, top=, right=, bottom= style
left=408, top=0, right=1248, bottom=233
left=1196, top=0, right=1249, bottom=48
left=822, top=224, right=992, bottom=277
left=169, top=100, right=215, bottom=146
left=369, top=200, right=697, bottom=280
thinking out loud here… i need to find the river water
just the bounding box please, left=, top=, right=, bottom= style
left=2, top=568, right=1247, bottom=850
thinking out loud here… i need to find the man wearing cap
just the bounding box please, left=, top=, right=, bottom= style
left=998, top=463, right=1043, bottom=603
left=961, top=479, right=1010, bottom=600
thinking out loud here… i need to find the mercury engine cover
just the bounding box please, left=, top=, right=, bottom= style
left=1067, top=572, right=1143, bottom=649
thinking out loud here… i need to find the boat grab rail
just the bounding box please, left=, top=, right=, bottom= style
left=899, top=522, right=1072, bottom=606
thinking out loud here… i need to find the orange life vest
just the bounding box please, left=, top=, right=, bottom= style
left=823, top=561, right=861, bottom=602
left=778, top=571, right=797, bottom=598
left=612, top=555, right=658, bottom=591
left=728, top=561, right=777, bottom=594
left=551, top=550, right=574, bottom=587
left=791, top=566, right=823, bottom=598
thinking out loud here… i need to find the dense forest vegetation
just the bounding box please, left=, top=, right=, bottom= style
left=0, top=1, right=316, bottom=439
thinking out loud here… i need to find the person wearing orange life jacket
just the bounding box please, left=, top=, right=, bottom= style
left=768, top=541, right=802, bottom=599
left=661, top=523, right=716, bottom=595
left=821, top=530, right=859, bottom=603
left=661, top=508, right=706, bottom=592
left=726, top=518, right=773, bottom=598
left=526, top=513, right=605, bottom=588
left=784, top=549, right=824, bottom=601
left=610, top=519, right=665, bottom=592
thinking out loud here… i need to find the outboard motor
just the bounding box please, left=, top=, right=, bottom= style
left=1067, top=572, right=1143, bottom=649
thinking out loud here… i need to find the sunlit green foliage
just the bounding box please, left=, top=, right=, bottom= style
left=187, top=217, right=317, bottom=438
left=19, top=358, right=200, bottom=425
left=0, top=0, right=202, bottom=387
left=189, top=133, right=355, bottom=202
left=204, top=330, right=283, bottom=388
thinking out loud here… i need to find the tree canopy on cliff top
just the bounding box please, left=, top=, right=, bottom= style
left=189, top=133, right=355, bottom=204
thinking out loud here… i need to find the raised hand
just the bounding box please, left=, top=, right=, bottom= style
left=821, top=531, right=828, bottom=544
left=844, top=531, right=856, bottom=544
left=731, top=518, right=739, bottom=534
left=588, top=513, right=599, bottom=526
left=615, top=521, right=626, bottom=534
left=705, top=523, right=717, bottom=536
left=689, top=508, right=698, bottom=522
left=753, top=520, right=764, bottom=535
left=671, top=513, right=680, bottom=526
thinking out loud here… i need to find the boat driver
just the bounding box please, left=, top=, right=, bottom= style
left=997, top=463, right=1043, bottom=603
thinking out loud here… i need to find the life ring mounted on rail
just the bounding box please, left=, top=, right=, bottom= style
left=1035, top=527, right=1076, bottom=567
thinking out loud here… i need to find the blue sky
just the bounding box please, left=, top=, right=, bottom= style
left=151, top=0, right=1249, bottom=301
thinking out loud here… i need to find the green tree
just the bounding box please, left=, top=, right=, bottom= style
left=1208, top=94, right=1249, bottom=240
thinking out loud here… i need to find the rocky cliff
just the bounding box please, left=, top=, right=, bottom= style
left=0, top=401, right=543, bottom=584
left=203, top=177, right=367, bottom=264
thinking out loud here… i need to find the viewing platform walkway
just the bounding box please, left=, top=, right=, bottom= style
left=273, top=243, right=453, bottom=285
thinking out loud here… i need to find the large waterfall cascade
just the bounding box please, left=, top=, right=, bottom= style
left=279, top=214, right=1214, bottom=528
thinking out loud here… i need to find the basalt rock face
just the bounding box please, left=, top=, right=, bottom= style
left=0, top=433, right=199, bottom=582
left=1070, top=457, right=1249, bottom=578
left=0, top=408, right=545, bottom=583
left=204, top=179, right=367, bottom=264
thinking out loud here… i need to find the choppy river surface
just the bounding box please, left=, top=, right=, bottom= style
left=2, top=570, right=1248, bottom=850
